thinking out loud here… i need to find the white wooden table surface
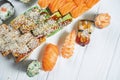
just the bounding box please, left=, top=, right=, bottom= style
left=0, top=0, right=120, bottom=80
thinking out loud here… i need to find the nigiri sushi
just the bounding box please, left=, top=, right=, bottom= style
left=0, top=0, right=15, bottom=24
left=61, top=30, right=76, bottom=58
left=42, top=43, right=59, bottom=71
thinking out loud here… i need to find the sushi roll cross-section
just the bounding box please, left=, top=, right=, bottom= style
left=0, top=0, right=15, bottom=24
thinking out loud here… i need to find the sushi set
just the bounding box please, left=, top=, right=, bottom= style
left=0, top=0, right=111, bottom=77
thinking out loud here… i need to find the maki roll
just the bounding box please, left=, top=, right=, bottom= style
left=76, top=20, right=95, bottom=46
left=0, top=0, right=15, bottom=24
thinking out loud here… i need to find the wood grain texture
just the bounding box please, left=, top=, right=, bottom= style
left=0, top=0, right=120, bottom=80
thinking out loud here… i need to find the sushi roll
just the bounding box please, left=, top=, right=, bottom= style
left=27, top=61, right=41, bottom=77
left=76, top=20, right=95, bottom=46
left=0, top=0, right=15, bottom=24
left=10, top=6, right=50, bottom=33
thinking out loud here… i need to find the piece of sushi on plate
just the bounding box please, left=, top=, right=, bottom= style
left=0, top=0, right=15, bottom=24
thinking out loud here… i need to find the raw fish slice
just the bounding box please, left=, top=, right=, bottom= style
left=66, top=0, right=73, bottom=1
left=91, top=0, right=99, bottom=8
left=38, top=0, right=51, bottom=8
left=85, top=0, right=94, bottom=8
left=73, top=0, right=85, bottom=6
left=85, top=0, right=99, bottom=8
left=59, top=1, right=77, bottom=16
left=70, top=4, right=88, bottom=18
left=48, top=0, right=66, bottom=13
left=71, top=0, right=99, bottom=18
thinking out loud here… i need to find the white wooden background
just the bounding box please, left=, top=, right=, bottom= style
left=0, top=0, right=120, bottom=80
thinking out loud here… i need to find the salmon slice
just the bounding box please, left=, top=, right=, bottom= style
left=85, top=0, right=94, bottom=8
left=85, top=0, right=99, bottom=8
left=71, top=0, right=99, bottom=18
left=48, top=0, right=66, bottom=13
left=38, top=0, right=51, bottom=8
left=73, top=0, right=85, bottom=6
left=66, top=0, right=74, bottom=2
left=59, top=1, right=77, bottom=16
left=91, top=0, right=99, bottom=7
left=70, top=4, right=88, bottom=18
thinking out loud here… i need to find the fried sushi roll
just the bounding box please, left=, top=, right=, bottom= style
left=32, top=12, right=73, bottom=39
left=10, top=6, right=50, bottom=33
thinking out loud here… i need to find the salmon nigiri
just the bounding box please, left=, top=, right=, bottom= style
left=59, top=1, right=77, bottom=16
left=48, top=0, right=66, bottom=13
left=61, top=30, right=76, bottom=58
left=42, top=43, right=59, bottom=71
